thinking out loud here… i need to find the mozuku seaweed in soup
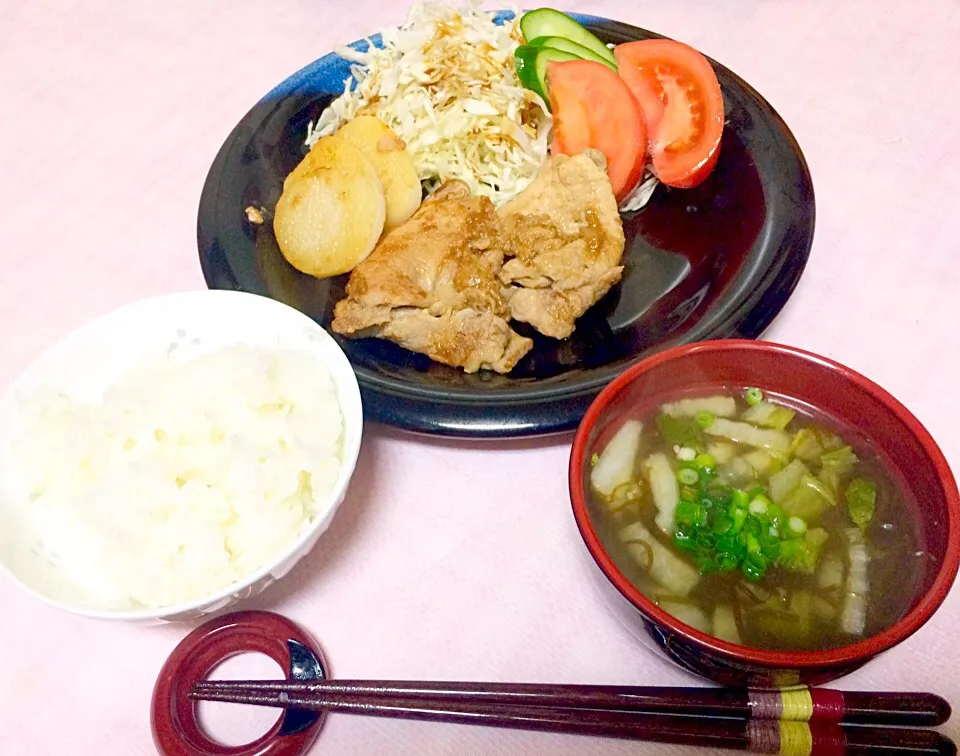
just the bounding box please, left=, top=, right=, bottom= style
left=588, top=389, right=925, bottom=652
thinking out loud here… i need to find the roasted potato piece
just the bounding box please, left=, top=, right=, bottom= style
left=335, top=116, right=422, bottom=231
left=273, top=135, right=385, bottom=278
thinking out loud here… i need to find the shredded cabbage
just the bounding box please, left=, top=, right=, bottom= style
left=307, top=1, right=552, bottom=206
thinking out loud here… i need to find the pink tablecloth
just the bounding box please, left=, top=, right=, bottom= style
left=2, top=1, right=960, bottom=753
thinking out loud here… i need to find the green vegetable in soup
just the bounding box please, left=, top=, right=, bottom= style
left=745, top=387, right=763, bottom=406
left=768, top=459, right=810, bottom=505
left=694, top=410, right=715, bottom=429
left=657, top=413, right=704, bottom=450
left=816, top=428, right=846, bottom=452
left=821, top=445, right=860, bottom=475
left=790, top=427, right=848, bottom=464
left=668, top=452, right=831, bottom=583
left=845, top=477, right=877, bottom=529
left=741, top=401, right=796, bottom=430
left=780, top=475, right=835, bottom=521
left=748, top=590, right=815, bottom=644
left=776, top=528, right=828, bottom=574
left=694, top=453, right=716, bottom=470
left=791, top=428, right=824, bottom=462
left=819, top=445, right=860, bottom=495
left=742, top=449, right=781, bottom=478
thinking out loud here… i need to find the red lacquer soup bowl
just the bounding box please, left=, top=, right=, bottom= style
left=569, top=340, right=960, bottom=687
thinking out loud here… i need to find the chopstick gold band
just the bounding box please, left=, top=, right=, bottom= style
left=748, top=688, right=816, bottom=722
left=779, top=721, right=814, bottom=756
left=747, top=720, right=814, bottom=756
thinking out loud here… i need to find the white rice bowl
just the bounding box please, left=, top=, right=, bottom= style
left=0, top=291, right=363, bottom=621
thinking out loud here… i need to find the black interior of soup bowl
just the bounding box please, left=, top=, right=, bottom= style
left=198, top=19, right=816, bottom=437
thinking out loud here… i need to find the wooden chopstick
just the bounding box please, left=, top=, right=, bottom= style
left=191, top=679, right=951, bottom=726
left=189, top=684, right=956, bottom=755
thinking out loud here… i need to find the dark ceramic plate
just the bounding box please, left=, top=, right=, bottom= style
left=197, top=12, right=815, bottom=438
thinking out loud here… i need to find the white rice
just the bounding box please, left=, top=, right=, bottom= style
left=9, top=346, right=343, bottom=610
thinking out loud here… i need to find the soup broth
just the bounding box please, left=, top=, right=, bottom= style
left=588, top=389, right=925, bottom=652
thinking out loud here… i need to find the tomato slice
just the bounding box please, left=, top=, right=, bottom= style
left=615, top=57, right=665, bottom=138
left=547, top=60, right=647, bottom=201
left=614, top=39, right=724, bottom=189
left=548, top=73, right=591, bottom=157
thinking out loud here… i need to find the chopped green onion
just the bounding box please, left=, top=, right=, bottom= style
left=694, top=504, right=709, bottom=528
left=742, top=559, right=765, bottom=582
left=759, top=534, right=781, bottom=559
left=693, top=453, right=716, bottom=470
left=675, top=499, right=698, bottom=526
left=743, top=517, right=763, bottom=538
left=715, top=515, right=734, bottom=535
left=787, top=516, right=808, bottom=536
left=716, top=534, right=739, bottom=554
left=674, top=529, right=694, bottom=549
left=696, top=531, right=717, bottom=549
left=730, top=506, right=748, bottom=533
left=677, top=467, right=699, bottom=485
left=767, top=504, right=784, bottom=524
left=748, top=498, right=769, bottom=516
left=694, top=410, right=715, bottom=429
left=718, top=553, right=739, bottom=571
left=745, top=387, right=763, bottom=406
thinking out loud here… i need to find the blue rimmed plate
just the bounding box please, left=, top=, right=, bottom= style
left=197, top=13, right=815, bottom=438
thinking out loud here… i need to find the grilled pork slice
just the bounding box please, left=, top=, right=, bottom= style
left=497, top=149, right=626, bottom=339
left=331, top=181, right=533, bottom=373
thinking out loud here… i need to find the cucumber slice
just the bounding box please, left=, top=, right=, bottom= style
left=514, top=44, right=580, bottom=107
left=528, top=35, right=617, bottom=71
left=520, top=8, right=616, bottom=66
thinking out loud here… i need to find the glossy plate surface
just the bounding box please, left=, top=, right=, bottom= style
left=197, top=14, right=815, bottom=438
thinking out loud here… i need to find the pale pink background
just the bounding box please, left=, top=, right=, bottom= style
left=2, top=0, right=959, bottom=753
